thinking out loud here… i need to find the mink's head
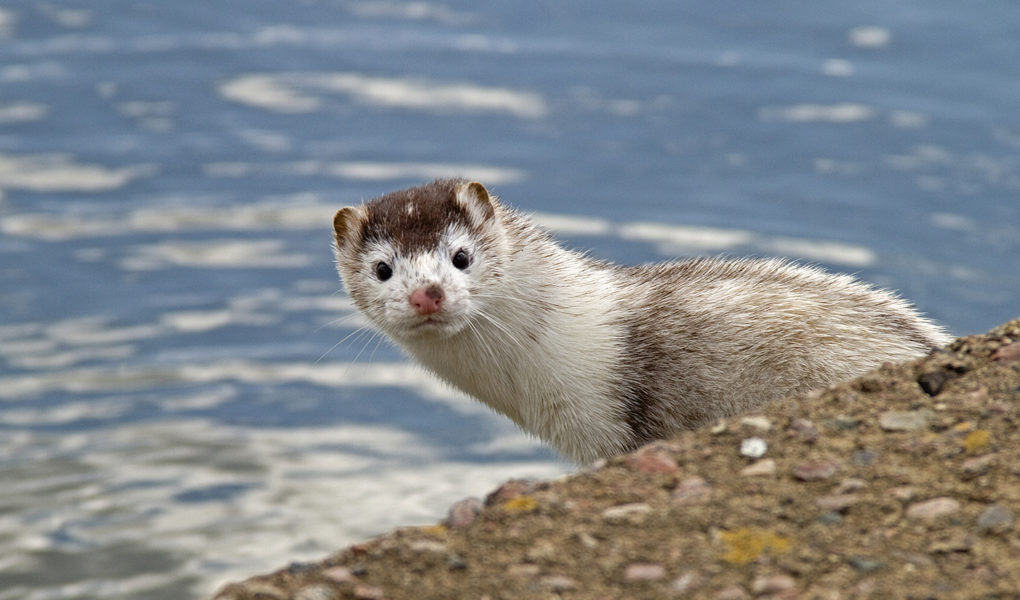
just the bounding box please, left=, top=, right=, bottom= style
left=332, top=178, right=505, bottom=340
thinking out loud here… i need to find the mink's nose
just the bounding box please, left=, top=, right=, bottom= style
left=409, top=284, right=445, bottom=315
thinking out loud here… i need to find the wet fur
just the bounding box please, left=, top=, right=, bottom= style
left=333, top=179, right=952, bottom=464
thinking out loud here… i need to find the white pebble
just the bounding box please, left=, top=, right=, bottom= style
left=740, top=437, right=768, bottom=458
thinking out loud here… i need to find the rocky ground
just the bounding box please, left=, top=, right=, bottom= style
left=212, top=318, right=1020, bottom=600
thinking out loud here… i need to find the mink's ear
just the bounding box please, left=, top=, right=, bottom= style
left=455, top=181, right=496, bottom=227
left=333, top=205, right=365, bottom=250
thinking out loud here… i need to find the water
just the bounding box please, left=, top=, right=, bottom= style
left=1, top=2, right=1017, bottom=598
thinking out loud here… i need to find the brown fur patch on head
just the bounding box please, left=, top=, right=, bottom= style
left=354, top=178, right=494, bottom=255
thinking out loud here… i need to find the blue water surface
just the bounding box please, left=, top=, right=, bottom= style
left=0, top=2, right=1017, bottom=599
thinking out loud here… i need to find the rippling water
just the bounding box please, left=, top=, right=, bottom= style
left=1, top=2, right=1017, bottom=598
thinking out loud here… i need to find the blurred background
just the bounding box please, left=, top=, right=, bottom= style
left=0, top=2, right=1017, bottom=598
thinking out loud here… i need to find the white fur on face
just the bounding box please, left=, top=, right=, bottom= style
left=353, top=224, right=486, bottom=340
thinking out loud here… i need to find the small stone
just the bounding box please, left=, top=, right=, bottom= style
left=627, top=450, right=678, bottom=475
left=740, top=459, right=777, bottom=477
left=991, top=342, right=1020, bottom=364
left=507, top=564, right=541, bottom=577
left=484, top=479, right=536, bottom=506
left=295, top=585, right=337, bottom=600
left=446, top=497, right=482, bottom=529
left=710, top=420, right=728, bottom=434
left=848, top=556, right=883, bottom=573
left=850, top=449, right=878, bottom=466
left=889, top=549, right=935, bottom=567
left=672, top=476, right=712, bottom=503
left=889, top=486, right=916, bottom=501
left=792, top=460, right=839, bottom=481
left=906, top=497, right=961, bottom=520
left=789, top=418, right=819, bottom=443
left=353, top=585, right=385, bottom=600
left=740, top=437, right=768, bottom=458
left=575, top=531, right=599, bottom=548
left=446, top=554, right=467, bottom=570
left=976, top=505, right=1014, bottom=534
left=715, top=584, right=751, bottom=600
left=602, top=502, right=652, bottom=523
left=818, top=512, right=843, bottom=525
left=832, top=414, right=860, bottom=430
left=917, top=370, right=949, bottom=396
left=408, top=539, right=447, bottom=554
left=671, top=571, right=700, bottom=592
left=541, top=575, right=577, bottom=592
left=960, top=453, right=997, bottom=479
left=835, top=478, right=868, bottom=494
left=740, top=416, right=772, bottom=431
left=625, top=562, right=666, bottom=581
left=879, top=410, right=932, bottom=432
left=751, top=574, right=796, bottom=594
left=816, top=494, right=860, bottom=513
left=322, top=567, right=354, bottom=583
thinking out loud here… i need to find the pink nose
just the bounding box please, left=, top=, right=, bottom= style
left=409, top=285, right=445, bottom=315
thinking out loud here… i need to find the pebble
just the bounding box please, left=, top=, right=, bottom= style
left=445, top=497, right=482, bottom=529
left=710, top=420, right=728, bottom=434
left=716, top=584, right=751, bottom=599
left=740, top=459, right=776, bottom=477
left=740, top=437, right=768, bottom=458
left=353, top=584, right=385, bottom=600
left=601, top=502, right=652, bottom=523
left=295, top=585, right=339, bottom=600
left=321, top=567, right=354, bottom=583
left=917, top=370, right=948, bottom=396
left=671, top=571, right=700, bottom=592
left=507, top=564, right=540, bottom=577
left=960, top=453, right=997, bottom=479
left=975, top=504, right=1014, bottom=534
left=815, top=494, right=860, bottom=513
left=835, top=478, right=868, bottom=494
left=484, top=479, right=535, bottom=506
left=792, top=460, right=839, bottom=481
left=889, top=486, right=916, bottom=501
left=627, top=450, right=678, bottom=475
left=850, top=449, right=878, bottom=467
left=789, top=418, right=819, bottom=443
left=625, top=562, right=666, bottom=581
left=832, top=415, right=860, bottom=430
left=740, top=416, right=772, bottom=431
left=848, top=556, right=883, bottom=573
left=750, top=574, right=796, bottom=594
left=672, top=476, right=712, bottom=503
left=408, top=539, right=447, bottom=554
left=879, top=410, right=932, bottom=431
left=906, top=497, right=961, bottom=520
left=991, top=342, right=1020, bottom=363
left=541, top=575, right=577, bottom=592
left=575, top=531, right=599, bottom=548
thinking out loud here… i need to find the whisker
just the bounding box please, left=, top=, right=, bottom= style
left=316, top=325, right=373, bottom=363
left=314, top=312, right=361, bottom=334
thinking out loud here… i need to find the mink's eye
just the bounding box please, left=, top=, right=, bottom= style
left=452, top=249, right=470, bottom=270
left=375, top=261, right=393, bottom=281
